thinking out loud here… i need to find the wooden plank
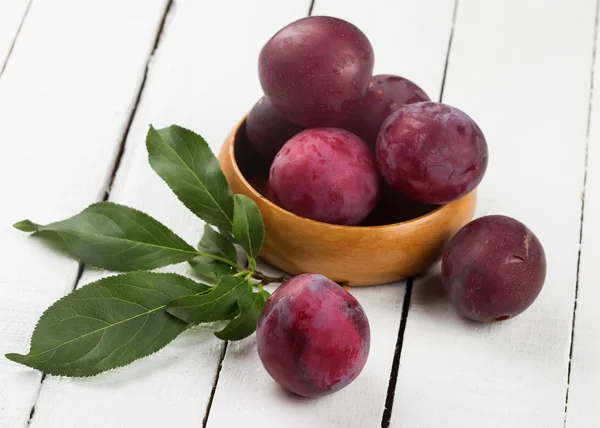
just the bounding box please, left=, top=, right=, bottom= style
left=208, top=266, right=408, bottom=428
left=565, top=5, right=600, bottom=426
left=390, top=1, right=596, bottom=427
left=27, top=1, right=312, bottom=427
left=0, top=0, right=30, bottom=72
left=0, top=1, right=170, bottom=427
left=205, top=1, right=456, bottom=427
left=314, top=0, right=455, bottom=99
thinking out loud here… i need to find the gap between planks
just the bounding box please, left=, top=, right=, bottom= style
left=202, top=342, right=229, bottom=428
left=19, top=0, right=458, bottom=425
left=563, top=0, right=600, bottom=425
left=23, top=1, right=175, bottom=426
left=0, top=0, right=33, bottom=79
left=308, top=0, right=316, bottom=16
left=200, top=1, right=315, bottom=425
left=380, top=279, right=413, bottom=428
left=380, top=1, right=459, bottom=426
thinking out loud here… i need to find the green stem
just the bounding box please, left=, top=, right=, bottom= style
left=191, top=250, right=300, bottom=287
left=248, top=257, right=257, bottom=273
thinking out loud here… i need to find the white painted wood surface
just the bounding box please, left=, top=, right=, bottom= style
left=206, top=1, right=455, bottom=427
left=565, top=5, right=600, bottom=426
left=2, top=0, right=599, bottom=427
left=27, top=1, right=312, bottom=427
left=0, top=0, right=29, bottom=71
left=0, top=0, right=170, bottom=427
left=390, top=1, right=596, bottom=427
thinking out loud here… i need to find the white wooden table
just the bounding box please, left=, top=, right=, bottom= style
left=1, top=0, right=598, bottom=427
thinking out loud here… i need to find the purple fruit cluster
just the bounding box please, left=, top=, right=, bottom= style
left=248, top=15, right=489, bottom=226
left=249, top=15, right=547, bottom=399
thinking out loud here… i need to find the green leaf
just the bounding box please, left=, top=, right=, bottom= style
left=13, top=220, right=38, bottom=232
left=232, top=194, right=264, bottom=260
left=188, top=225, right=238, bottom=282
left=5, top=272, right=208, bottom=377
left=189, top=257, right=236, bottom=283
left=166, top=275, right=250, bottom=324
left=14, top=202, right=198, bottom=271
left=146, top=125, right=234, bottom=233
left=215, top=290, right=270, bottom=341
left=198, top=224, right=237, bottom=262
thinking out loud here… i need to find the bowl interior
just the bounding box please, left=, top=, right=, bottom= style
left=233, top=121, right=440, bottom=227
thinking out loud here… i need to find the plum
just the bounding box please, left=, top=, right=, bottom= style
left=360, top=182, right=437, bottom=226
left=246, top=96, right=304, bottom=163
left=376, top=101, right=488, bottom=204
left=442, top=215, right=547, bottom=322
left=256, top=274, right=370, bottom=397
left=342, top=74, right=430, bottom=149
left=269, top=127, right=380, bottom=225
left=258, top=16, right=374, bottom=127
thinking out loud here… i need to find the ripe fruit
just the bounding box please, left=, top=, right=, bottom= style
left=258, top=16, right=374, bottom=127
left=246, top=96, right=304, bottom=163
left=376, top=101, right=488, bottom=204
left=442, top=215, right=547, bottom=322
left=360, top=182, right=436, bottom=226
left=256, top=274, right=370, bottom=397
left=269, top=128, right=380, bottom=225
left=342, top=74, right=430, bottom=148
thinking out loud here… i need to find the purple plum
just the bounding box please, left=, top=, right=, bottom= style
left=256, top=274, right=370, bottom=397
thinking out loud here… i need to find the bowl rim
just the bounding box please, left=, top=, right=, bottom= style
left=227, top=117, right=472, bottom=231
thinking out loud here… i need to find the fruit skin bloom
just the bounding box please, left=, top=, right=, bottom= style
left=246, top=96, right=304, bottom=163
left=258, top=16, right=374, bottom=127
left=256, top=274, right=370, bottom=398
left=342, top=74, right=430, bottom=149
left=269, top=128, right=380, bottom=226
left=442, top=215, right=547, bottom=322
left=376, top=101, right=488, bottom=204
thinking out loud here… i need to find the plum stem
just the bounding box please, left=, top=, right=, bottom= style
left=195, top=251, right=351, bottom=288
left=252, top=271, right=350, bottom=288
left=252, top=271, right=290, bottom=285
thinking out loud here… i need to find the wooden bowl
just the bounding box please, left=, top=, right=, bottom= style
left=219, top=117, right=477, bottom=286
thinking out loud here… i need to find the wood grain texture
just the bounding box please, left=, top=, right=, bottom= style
left=565, top=5, right=600, bottom=426
left=206, top=1, right=456, bottom=426
left=390, top=1, right=596, bottom=427
left=0, top=1, right=170, bottom=427
left=27, top=1, right=311, bottom=427
left=0, top=0, right=29, bottom=71
left=220, top=118, right=476, bottom=285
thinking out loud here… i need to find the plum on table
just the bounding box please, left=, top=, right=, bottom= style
left=442, top=215, right=547, bottom=322
left=256, top=274, right=370, bottom=397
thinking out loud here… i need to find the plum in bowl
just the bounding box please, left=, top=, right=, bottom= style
left=218, top=116, right=477, bottom=286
